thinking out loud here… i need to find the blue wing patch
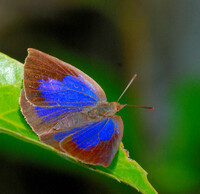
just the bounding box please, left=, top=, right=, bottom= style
left=53, top=118, right=118, bottom=151
left=38, top=75, right=98, bottom=106
left=35, top=75, right=99, bottom=122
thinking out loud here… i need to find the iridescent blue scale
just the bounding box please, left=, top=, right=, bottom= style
left=35, top=74, right=98, bottom=122
left=53, top=118, right=118, bottom=151
left=38, top=75, right=98, bottom=106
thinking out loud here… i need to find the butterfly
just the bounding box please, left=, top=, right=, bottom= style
left=20, top=48, right=153, bottom=167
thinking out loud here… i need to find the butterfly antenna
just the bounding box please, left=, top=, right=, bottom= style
left=117, top=74, right=154, bottom=110
left=126, top=104, right=154, bottom=109
left=117, top=74, right=137, bottom=102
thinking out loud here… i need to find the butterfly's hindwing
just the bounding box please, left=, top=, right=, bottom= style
left=40, top=115, right=123, bottom=166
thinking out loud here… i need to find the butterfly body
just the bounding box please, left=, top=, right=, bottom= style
left=20, top=49, right=125, bottom=166
left=48, top=102, right=122, bottom=132
left=87, top=102, right=125, bottom=118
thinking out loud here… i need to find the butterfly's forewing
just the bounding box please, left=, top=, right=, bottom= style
left=20, top=48, right=107, bottom=135
left=40, top=115, right=123, bottom=167
left=24, top=48, right=106, bottom=106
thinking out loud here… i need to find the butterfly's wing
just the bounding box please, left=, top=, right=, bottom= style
left=20, top=48, right=107, bottom=135
left=23, top=48, right=106, bottom=106
left=20, top=89, right=78, bottom=135
left=40, top=115, right=124, bottom=167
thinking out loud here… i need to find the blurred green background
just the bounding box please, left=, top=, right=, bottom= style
left=0, top=0, right=199, bottom=193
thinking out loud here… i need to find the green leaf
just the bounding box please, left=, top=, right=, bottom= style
left=0, top=52, right=157, bottom=194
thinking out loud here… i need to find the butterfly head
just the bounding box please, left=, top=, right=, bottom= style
left=110, top=102, right=127, bottom=113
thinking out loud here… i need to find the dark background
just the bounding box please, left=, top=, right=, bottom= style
left=0, top=0, right=199, bottom=193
